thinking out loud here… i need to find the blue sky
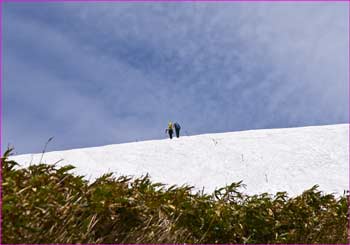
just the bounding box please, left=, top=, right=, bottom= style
left=2, top=2, right=349, bottom=154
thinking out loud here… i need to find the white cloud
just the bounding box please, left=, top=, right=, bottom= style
left=3, top=2, right=348, bottom=153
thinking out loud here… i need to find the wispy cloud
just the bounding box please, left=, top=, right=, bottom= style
left=3, top=2, right=348, bottom=154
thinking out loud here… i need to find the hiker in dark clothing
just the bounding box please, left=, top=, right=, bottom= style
left=174, top=122, right=181, bottom=138
left=165, top=122, right=174, bottom=139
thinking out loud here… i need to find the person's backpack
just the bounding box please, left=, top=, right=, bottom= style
left=168, top=122, right=173, bottom=130
left=174, top=122, right=181, bottom=129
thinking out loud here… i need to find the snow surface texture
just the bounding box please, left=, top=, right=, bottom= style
left=11, top=124, right=349, bottom=196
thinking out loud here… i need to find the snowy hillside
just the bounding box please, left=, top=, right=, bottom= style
left=10, top=124, right=349, bottom=196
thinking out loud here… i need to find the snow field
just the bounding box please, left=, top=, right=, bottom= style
left=11, top=124, right=349, bottom=196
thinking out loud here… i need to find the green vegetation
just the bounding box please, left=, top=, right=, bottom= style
left=2, top=148, right=348, bottom=243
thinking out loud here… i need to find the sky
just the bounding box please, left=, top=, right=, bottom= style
left=2, top=2, right=349, bottom=154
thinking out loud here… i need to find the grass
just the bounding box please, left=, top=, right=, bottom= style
left=2, top=148, right=348, bottom=243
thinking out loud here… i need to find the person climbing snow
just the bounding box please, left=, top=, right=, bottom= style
left=165, top=122, right=174, bottom=139
left=174, top=122, right=181, bottom=138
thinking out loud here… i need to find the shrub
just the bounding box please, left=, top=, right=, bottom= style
left=2, top=148, right=348, bottom=243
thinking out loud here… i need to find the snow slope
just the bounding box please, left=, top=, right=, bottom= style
left=10, top=124, right=349, bottom=196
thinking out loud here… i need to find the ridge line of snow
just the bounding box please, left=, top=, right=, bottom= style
left=11, top=124, right=349, bottom=196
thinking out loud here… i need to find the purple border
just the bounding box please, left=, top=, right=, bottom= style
left=0, top=0, right=349, bottom=245
left=2, top=0, right=350, bottom=1
left=348, top=1, right=350, bottom=243
left=0, top=0, right=3, bottom=244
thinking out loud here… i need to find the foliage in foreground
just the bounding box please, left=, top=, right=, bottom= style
left=2, top=149, right=348, bottom=244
